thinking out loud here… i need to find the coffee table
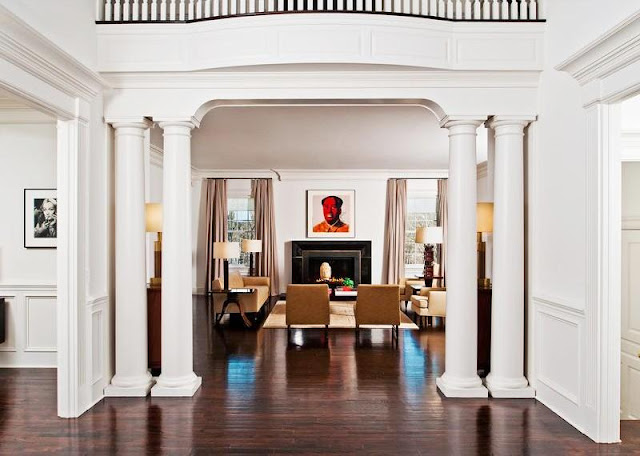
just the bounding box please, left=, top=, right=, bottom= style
left=211, top=288, right=255, bottom=327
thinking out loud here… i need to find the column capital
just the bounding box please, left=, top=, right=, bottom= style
left=439, top=115, right=487, bottom=129
left=487, top=115, right=537, bottom=132
left=107, top=117, right=153, bottom=131
left=156, top=117, right=200, bottom=130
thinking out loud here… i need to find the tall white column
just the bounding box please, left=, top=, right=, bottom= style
left=436, top=117, right=488, bottom=398
left=151, top=119, right=202, bottom=397
left=105, top=119, right=154, bottom=397
left=484, top=116, right=535, bottom=398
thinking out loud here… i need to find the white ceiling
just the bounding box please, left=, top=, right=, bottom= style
left=189, top=105, right=475, bottom=170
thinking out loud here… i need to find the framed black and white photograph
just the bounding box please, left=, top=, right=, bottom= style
left=24, top=189, right=57, bottom=249
left=306, top=189, right=355, bottom=238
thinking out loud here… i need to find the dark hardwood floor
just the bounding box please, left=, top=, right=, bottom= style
left=2, top=295, right=640, bottom=454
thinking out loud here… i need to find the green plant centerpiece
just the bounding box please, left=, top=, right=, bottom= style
left=342, top=278, right=355, bottom=290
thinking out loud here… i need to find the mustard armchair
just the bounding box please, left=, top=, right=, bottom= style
left=355, top=284, right=401, bottom=342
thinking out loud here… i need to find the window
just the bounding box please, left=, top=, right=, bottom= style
left=227, top=196, right=255, bottom=269
left=405, top=195, right=437, bottom=276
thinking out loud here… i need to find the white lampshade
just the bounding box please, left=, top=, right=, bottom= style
left=416, top=226, right=443, bottom=245
left=145, top=203, right=163, bottom=233
left=477, top=202, right=494, bottom=233
left=213, top=241, right=240, bottom=259
left=241, top=239, right=262, bottom=253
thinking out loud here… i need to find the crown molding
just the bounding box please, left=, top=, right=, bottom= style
left=0, top=6, right=108, bottom=100
left=556, top=11, right=640, bottom=85
left=0, top=106, right=55, bottom=124
left=101, top=69, right=542, bottom=90
left=191, top=168, right=448, bottom=181
left=149, top=144, right=164, bottom=168
left=477, top=161, right=488, bottom=179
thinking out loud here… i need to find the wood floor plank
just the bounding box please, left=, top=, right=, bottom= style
left=0, top=295, right=638, bottom=454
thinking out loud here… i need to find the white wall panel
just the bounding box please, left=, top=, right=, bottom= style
left=24, top=296, right=57, bottom=351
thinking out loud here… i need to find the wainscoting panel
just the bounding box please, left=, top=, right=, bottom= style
left=0, top=285, right=57, bottom=367
left=533, top=296, right=585, bottom=433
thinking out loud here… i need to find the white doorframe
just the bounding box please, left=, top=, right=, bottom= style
left=558, top=11, right=640, bottom=443
left=0, top=5, right=106, bottom=417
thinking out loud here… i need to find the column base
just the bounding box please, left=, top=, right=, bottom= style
left=484, top=375, right=535, bottom=398
left=104, top=373, right=154, bottom=397
left=151, top=374, right=202, bottom=397
left=436, top=375, right=488, bottom=398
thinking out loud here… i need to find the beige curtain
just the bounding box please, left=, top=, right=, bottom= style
left=436, top=179, right=448, bottom=286
left=252, top=179, right=280, bottom=296
left=204, top=179, right=227, bottom=294
left=382, top=179, right=407, bottom=284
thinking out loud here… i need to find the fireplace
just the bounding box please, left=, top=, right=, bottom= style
left=291, top=241, right=372, bottom=285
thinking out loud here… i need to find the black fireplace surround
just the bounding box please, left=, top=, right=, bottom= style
left=291, top=240, right=372, bottom=286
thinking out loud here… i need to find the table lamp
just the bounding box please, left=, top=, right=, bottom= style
left=213, top=241, right=240, bottom=291
left=477, top=202, right=494, bottom=289
left=145, top=203, right=163, bottom=287
left=241, top=239, right=262, bottom=277
left=416, top=226, right=443, bottom=281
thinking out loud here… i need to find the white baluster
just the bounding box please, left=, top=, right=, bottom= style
left=491, top=0, right=499, bottom=19
left=472, top=0, right=479, bottom=18
left=509, top=0, right=517, bottom=19
left=142, top=0, right=149, bottom=19
left=411, top=0, right=419, bottom=14
left=359, top=0, right=366, bottom=11
left=393, top=0, right=400, bottom=12
left=204, top=0, right=211, bottom=15
left=419, top=0, right=426, bottom=15
left=132, top=0, right=140, bottom=19
left=246, top=0, right=253, bottom=13
left=160, top=0, right=167, bottom=19
left=179, top=0, right=185, bottom=18
left=366, top=0, right=373, bottom=12
left=151, top=0, right=158, bottom=19
left=114, top=0, right=122, bottom=20
left=105, top=0, right=113, bottom=21
left=529, top=0, right=537, bottom=19
left=189, top=0, right=196, bottom=18
left=519, top=0, right=528, bottom=19
left=438, top=0, right=444, bottom=16
left=403, top=0, right=410, bottom=13
left=277, top=0, right=284, bottom=11
left=482, top=0, right=490, bottom=19
left=123, top=0, right=131, bottom=20
left=96, top=0, right=103, bottom=21
left=446, top=0, right=453, bottom=18
left=465, top=0, right=473, bottom=19
left=500, top=0, right=508, bottom=19
left=169, top=0, right=176, bottom=19
left=455, top=0, right=462, bottom=18
left=427, top=0, right=438, bottom=17
left=196, top=0, right=203, bottom=17
left=318, top=0, right=324, bottom=10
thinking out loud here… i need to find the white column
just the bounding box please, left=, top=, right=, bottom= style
left=484, top=116, right=535, bottom=398
left=485, top=125, right=495, bottom=281
left=436, top=116, right=488, bottom=398
left=105, top=119, right=154, bottom=397
left=151, top=119, right=202, bottom=397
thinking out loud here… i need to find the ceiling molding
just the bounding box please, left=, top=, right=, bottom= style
left=0, top=5, right=108, bottom=100
left=556, top=11, right=640, bottom=85
left=0, top=106, right=55, bottom=124
left=101, top=70, right=542, bottom=90
left=192, top=168, right=448, bottom=181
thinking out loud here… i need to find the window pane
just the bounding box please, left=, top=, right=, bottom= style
left=227, top=197, right=256, bottom=267
left=404, top=195, right=438, bottom=271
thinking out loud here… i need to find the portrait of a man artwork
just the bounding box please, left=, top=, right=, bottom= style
left=306, top=190, right=355, bottom=238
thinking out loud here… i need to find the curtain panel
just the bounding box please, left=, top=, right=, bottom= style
left=252, top=179, right=280, bottom=296
left=382, top=179, right=407, bottom=284
left=436, top=178, right=448, bottom=286
left=204, top=179, right=228, bottom=294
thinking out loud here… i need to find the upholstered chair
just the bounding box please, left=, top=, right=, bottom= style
left=285, top=284, right=331, bottom=339
left=354, top=284, right=401, bottom=341
left=410, top=288, right=446, bottom=328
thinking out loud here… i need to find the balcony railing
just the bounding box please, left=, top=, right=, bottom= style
left=96, top=0, right=542, bottom=23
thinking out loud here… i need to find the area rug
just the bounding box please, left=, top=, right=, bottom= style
left=263, top=301, right=419, bottom=329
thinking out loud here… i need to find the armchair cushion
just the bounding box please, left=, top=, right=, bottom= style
left=286, top=284, right=330, bottom=326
